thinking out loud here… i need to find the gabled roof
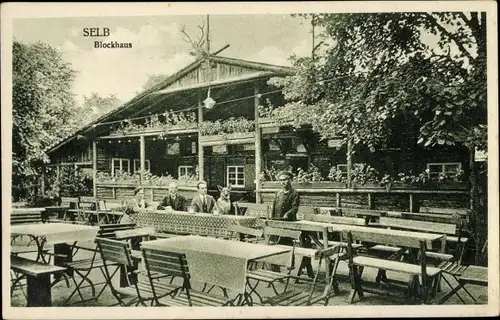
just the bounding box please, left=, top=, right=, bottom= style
left=45, top=55, right=295, bottom=154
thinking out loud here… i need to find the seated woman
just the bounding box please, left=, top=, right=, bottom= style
left=121, top=187, right=152, bottom=224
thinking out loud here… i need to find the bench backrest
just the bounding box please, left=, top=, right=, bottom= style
left=234, top=202, right=269, bottom=219
left=346, top=230, right=425, bottom=249
left=115, top=227, right=155, bottom=240
left=315, top=207, right=343, bottom=216
left=96, top=223, right=136, bottom=240
left=296, top=206, right=317, bottom=220
left=378, top=217, right=457, bottom=235
left=264, top=226, right=301, bottom=243
left=142, top=248, right=190, bottom=279
left=227, top=224, right=264, bottom=239
left=10, top=208, right=44, bottom=225
left=419, top=207, right=468, bottom=216
left=95, top=238, right=133, bottom=267
left=337, top=207, right=385, bottom=217
left=388, top=211, right=461, bottom=224
left=79, top=196, right=98, bottom=210
left=60, top=197, right=80, bottom=209
left=304, top=213, right=366, bottom=226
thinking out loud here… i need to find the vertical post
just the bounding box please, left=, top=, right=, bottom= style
left=140, top=136, right=146, bottom=184
left=40, top=168, right=46, bottom=196
left=254, top=84, right=262, bottom=203
left=346, top=137, right=353, bottom=187
left=92, top=141, right=97, bottom=198
left=198, top=99, right=204, bottom=180
left=409, top=194, right=414, bottom=213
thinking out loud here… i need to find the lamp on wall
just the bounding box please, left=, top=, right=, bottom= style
left=203, top=86, right=216, bottom=109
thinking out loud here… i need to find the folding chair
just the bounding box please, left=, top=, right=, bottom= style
left=141, top=248, right=234, bottom=306
left=245, top=226, right=302, bottom=304
left=261, top=245, right=343, bottom=306
left=59, top=224, right=137, bottom=305
left=96, top=238, right=178, bottom=306
left=437, top=265, right=487, bottom=304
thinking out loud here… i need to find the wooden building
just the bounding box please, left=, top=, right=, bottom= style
left=44, top=55, right=471, bottom=211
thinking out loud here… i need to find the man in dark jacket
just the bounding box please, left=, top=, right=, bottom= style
left=191, top=180, right=216, bottom=213
left=270, top=171, right=313, bottom=278
left=158, top=182, right=187, bottom=211
left=271, top=171, right=299, bottom=221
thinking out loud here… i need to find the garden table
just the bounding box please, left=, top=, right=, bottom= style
left=136, top=210, right=259, bottom=238
left=10, top=223, right=99, bottom=263
left=141, top=235, right=291, bottom=305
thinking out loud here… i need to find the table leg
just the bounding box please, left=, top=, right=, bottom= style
left=27, top=274, right=52, bottom=307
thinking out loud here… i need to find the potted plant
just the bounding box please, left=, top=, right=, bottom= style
left=350, top=163, right=383, bottom=189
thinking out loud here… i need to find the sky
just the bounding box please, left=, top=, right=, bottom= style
left=13, top=15, right=313, bottom=106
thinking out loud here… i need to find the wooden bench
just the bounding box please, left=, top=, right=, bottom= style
left=302, top=213, right=366, bottom=250
left=10, top=255, right=67, bottom=306
left=420, top=207, right=469, bottom=216
left=371, top=216, right=467, bottom=263
left=297, top=206, right=317, bottom=220
left=316, top=207, right=386, bottom=224
left=345, top=230, right=442, bottom=304
left=58, top=197, right=80, bottom=222
left=227, top=224, right=264, bottom=243
left=78, top=196, right=99, bottom=225
left=11, top=208, right=45, bottom=225
left=99, top=199, right=125, bottom=224
left=234, top=202, right=270, bottom=219
left=387, top=211, right=463, bottom=224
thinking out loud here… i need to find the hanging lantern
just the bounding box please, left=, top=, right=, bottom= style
left=203, top=87, right=216, bottom=109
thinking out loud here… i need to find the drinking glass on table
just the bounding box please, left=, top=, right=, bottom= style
left=187, top=206, right=194, bottom=213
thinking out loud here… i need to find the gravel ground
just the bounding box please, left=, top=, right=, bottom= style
left=10, top=248, right=487, bottom=307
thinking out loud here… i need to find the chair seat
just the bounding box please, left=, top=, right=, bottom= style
left=66, top=258, right=110, bottom=270
left=159, top=289, right=232, bottom=306
left=426, top=251, right=454, bottom=262
left=247, top=268, right=289, bottom=282
left=116, top=280, right=180, bottom=299
left=437, top=261, right=469, bottom=275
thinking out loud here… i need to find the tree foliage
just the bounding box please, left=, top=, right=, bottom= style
left=139, top=74, right=169, bottom=93
left=77, top=92, right=122, bottom=125
left=269, top=12, right=487, bottom=153
left=12, top=41, right=79, bottom=199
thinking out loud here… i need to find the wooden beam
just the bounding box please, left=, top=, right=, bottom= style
left=140, top=135, right=146, bottom=183
left=92, top=141, right=97, bottom=198
left=40, top=169, right=45, bottom=195
left=198, top=98, right=204, bottom=180
left=346, top=137, right=353, bottom=186
left=254, top=84, right=262, bottom=203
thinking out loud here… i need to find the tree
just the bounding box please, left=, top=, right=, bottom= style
left=12, top=41, right=79, bottom=201
left=267, top=12, right=487, bottom=263
left=77, top=92, right=122, bottom=125
left=138, top=74, right=169, bottom=93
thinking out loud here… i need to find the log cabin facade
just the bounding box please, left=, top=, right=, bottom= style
left=44, top=55, right=472, bottom=211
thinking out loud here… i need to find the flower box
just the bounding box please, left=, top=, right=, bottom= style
left=200, top=132, right=255, bottom=147
left=351, top=182, right=384, bottom=190
left=424, top=181, right=469, bottom=190
left=261, top=181, right=347, bottom=189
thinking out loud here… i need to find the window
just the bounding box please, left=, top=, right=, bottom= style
left=111, top=158, right=130, bottom=176
left=178, top=165, right=193, bottom=178
left=227, top=166, right=245, bottom=187
left=133, top=159, right=150, bottom=173
left=427, top=162, right=462, bottom=177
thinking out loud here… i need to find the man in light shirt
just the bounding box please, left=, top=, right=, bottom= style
left=190, top=180, right=216, bottom=213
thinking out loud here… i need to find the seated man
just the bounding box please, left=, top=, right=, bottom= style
left=158, top=182, right=187, bottom=211
left=190, top=181, right=216, bottom=213
left=121, top=187, right=151, bottom=224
